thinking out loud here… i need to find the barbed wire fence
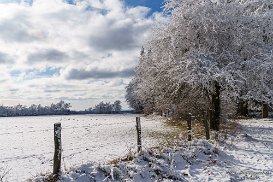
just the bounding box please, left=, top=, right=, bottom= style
left=0, top=115, right=160, bottom=181
left=50, top=117, right=144, bottom=178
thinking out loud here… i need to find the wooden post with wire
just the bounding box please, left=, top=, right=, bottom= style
left=136, top=117, right=142, bottom=152
left=53, top=123, right=62, bottom=178
left=187, top=114, right=192, bottom=141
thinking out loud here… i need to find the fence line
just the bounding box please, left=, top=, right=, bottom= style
left=52, top=117, right=143, bottom=174
left=0, top=114, right=219, bottom=181
left=0, top=123, right=140, bottom=164
left=0, top=121, right=137, bottom=136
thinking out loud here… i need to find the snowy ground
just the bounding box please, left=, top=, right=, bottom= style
left=222, top=118, right=273, bottom=181
left=34, top=118, right=273, bottom=182
left=0, top=114, right=169, bottom=182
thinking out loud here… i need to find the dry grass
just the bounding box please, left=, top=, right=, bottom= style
left=107, top=148, right=135, bottom=165
left=146, top=117, right=241, bottom=148
left=147, top=130, right=181, bottom=148
left=165, top=118, right=207, bottom=138
left=78, top=118, right=241, bottom=167
left=220, top=120, right=241, bottom=135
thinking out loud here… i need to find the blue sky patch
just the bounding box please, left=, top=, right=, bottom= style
left=0, top=0, right=165, bottom=13
left=10, top=67, right=60, bottom=79
left=37, top=67, right=60, bottom=77
left=124, top=0, right=164, bottom=14
left=0, top=0, right=32, bottom=5
left=0, top=0, right=20, bottom=3
left=63, top=0, right=77, bottom=5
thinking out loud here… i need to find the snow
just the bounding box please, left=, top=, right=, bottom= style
left=222, top=118, right=273, bottom=181
left=35, top=140, right=221, bottom=182
left=1, top=115, right=273, bottom=181
left=0, top=114, right=169, bottom=182
left=34, top=117, right=273, bottom=182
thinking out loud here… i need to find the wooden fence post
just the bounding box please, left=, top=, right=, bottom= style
left=53, top=123, right=62, bottom=177
left=136, top=117, right=142, bottom=152
left=262, top=103, right=269, bottom=118
left=187, top=114, right=192, bottom=141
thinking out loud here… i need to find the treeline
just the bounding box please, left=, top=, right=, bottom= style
left=0, top=101, right=71, bottom=117
left=0, top=100, right=123, bottom=117
left=83, top=100, right=122, bottom=114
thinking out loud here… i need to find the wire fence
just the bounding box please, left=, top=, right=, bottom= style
left=53, top=117, right=143, bottom=176
left=0, top=121, right=136, bottom=136
left=0, top=116, right=157, bottom=179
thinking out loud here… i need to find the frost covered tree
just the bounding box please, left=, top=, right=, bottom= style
left=91, top=101, right=121, bottom=114
left=125, top=80, right=144, bottom=113
left=130, top=0, right=273, bottom=129
left=0, top=101, right=71, bottom=116
left=93, top=102, right=112, bottom=114
left=113, top=100, right=122, bottom=113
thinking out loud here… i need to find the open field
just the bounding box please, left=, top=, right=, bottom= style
left=0, top=114, right=170, bottom=181
left=2, top=114, right=273, bottom=182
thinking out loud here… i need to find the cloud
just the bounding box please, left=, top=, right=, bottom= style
left=65, top=67, right=135, bottom=80
left=87, top=5, right=151, bottom=51
left=0, top=0, right=164, bottom=109
left=0, top=52, right=14, bottom=64
left=0, top=13, right=38, bottom=42
left=88, top=23, right=137, bottom=51
left=44, top=89, right=62, bottom=93
left=27, top=49, right=68, bottom=63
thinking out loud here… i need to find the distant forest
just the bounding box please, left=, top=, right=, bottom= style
left=0, top=100, right=125, bottom=117
left=81, top=100, right=123, bottom=114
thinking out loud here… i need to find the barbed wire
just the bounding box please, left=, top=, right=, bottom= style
left=0, top=117, right=164, bottom=172
left=0, top=121, right=137, bottom=136
left=0, top=123, right=140, bottom=155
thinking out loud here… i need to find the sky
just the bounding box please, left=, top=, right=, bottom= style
left=0, top=0, right=165, bottom=110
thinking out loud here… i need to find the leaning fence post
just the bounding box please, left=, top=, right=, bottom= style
left=53, top=123, right=62, bottom=177
left=136, top=117, right=142, bottom=152
left=187, top=114, right=192, bottom=141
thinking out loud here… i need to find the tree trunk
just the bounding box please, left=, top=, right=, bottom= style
left=208, top=109, right=214, bottom=130
left=262, top=103, right=269, bottom=118
left=203, top=117, right=210, bottom=140
left=211, top=81, right=221, bottom=131
left=237, top=100, right=248, bottom=117
left=187, top=114, right=192, bottom=141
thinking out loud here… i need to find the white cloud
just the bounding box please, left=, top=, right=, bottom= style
left=0, top=0, right=163, bottom=109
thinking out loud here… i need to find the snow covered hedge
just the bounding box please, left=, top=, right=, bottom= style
left=34, top=140, right=231, bottom=182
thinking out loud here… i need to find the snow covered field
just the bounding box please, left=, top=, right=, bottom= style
left=0, top=114, right=168, bottom=182
left=2, top=115, right=273, bottom=182
left=222, top=118, right=273, bottom=181
left=34, top=118, right=273, bottom=182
